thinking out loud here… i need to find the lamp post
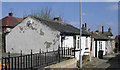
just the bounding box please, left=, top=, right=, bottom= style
left=79, top=0, right=82, bottom=68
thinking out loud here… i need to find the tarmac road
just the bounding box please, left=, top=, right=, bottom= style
left=96, top=53, right=120, bottom=68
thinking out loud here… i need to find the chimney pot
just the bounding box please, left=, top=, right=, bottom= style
left=95, top=30, right=99, bottom=32
left=108, top=27, right=111, bottom=32
left=88, top=28, right=91, bottom=32
left=82, top=24, right=84, bottom=29
left=23, top=16, right=27, bottom=19
left=53, top=17, right=62, bottom=22
left=9, top=12, right=13, bottom=16
left=102, top=26, right=104, bottom=33
left=85, top=23, right=87, bottom=30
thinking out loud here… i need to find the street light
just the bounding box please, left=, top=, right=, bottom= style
left=79, top=0, right=82, bottom=68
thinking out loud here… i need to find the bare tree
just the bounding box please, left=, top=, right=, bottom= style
left=29, top=7, right=54, bottom=20
left=23, top=7, right=66, bottom=22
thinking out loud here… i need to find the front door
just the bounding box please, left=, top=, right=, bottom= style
left=95, top=40, right=97, bottom=57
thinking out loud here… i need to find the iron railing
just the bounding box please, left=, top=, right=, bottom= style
left=1, top=47, right=75, bottom=70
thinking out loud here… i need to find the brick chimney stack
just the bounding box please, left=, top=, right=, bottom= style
left=108, top=27, right=111, bottom=32
left=85, top=23, right=87, bottom=30
left=88, top=28, right=91, bottom=32
left=102, top=26, right=104, bottom=33
left=82, top=24, right=84, bottom=29
left=53, top=17, right=62, bottom=22
left=9, top=12, right=13, bottom=16
left=23, top=16, right=27, bottom=19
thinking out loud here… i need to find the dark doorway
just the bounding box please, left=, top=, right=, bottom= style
left=73, top=36, right=76, bottom=49
left=95, top=40, right=97, bottom=57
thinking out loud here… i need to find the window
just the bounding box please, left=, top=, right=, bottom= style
left=61, top=35, right=65, bottom=47
left=77, top=40, right=79, bottom=48
left=99, top=41, right=102, bottom=50
left=85, top=37, right=89, bottom=50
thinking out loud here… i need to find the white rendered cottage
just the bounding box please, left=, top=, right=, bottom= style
left=5, top=15, right=92, bottom=60
left=96, top=26, right=115, bottom=55
left=61, top=24, right=91, bottom=60
left=91, top=31, right=109, bottom=57
left=5, top=15, right=90, bottom=56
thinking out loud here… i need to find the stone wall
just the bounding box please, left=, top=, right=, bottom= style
left=109, top=40, right=115, bottom=54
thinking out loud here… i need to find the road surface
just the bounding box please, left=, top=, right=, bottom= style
left=96, top=53, right=120, bottom=68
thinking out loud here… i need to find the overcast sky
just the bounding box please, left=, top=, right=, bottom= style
left=1, top=1, right=119, bottom=38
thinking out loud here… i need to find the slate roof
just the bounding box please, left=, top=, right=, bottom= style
left=0, top=16, right=23, bottom=27
left=99, top=32, right=113, bottom=36
left=92, top=32, right=110, bottom=40
left=29, top=15, right=91, bottom=36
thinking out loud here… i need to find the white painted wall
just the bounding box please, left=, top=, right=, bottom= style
left=6, top=16, right=60, bottom=54
left=75, top=35, right=86, bottom=55
left=73, top=36, right=107, bottom=58
left=75, top=51, right=80, bottom=60
left=96, top=41, right=106, bottom=57
left=61, top=36, right=74, bottom=48
left=92, top=40, right=107, bottom=57
left=60, top=35, right=81, bottom=60
left=75, top=35, right=91, bottom=60
left=84, top=37, right=91, bottom=55
left=91, top=40, right=95, bottom=57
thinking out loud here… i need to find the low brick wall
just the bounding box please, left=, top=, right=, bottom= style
left=44, top=58, right=77, bottom=68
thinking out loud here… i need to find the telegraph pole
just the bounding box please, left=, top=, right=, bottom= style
left=79, top=0, right=82, bottom=68
left=90, top=32, right=93, bottom=61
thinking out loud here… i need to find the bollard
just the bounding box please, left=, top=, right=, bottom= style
left=8, top=52, right=10, bottom=70
left=0, top=62, right=1, bottom=70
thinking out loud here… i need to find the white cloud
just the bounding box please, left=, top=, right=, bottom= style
left=108, top=4, right=118, bottom=10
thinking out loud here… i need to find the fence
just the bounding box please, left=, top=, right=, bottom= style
left=1, top=47, right=75, bottom=70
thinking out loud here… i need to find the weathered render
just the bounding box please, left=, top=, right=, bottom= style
left=6, top=16, right=60, bottom=54
left=0, top=12, right=23, bottom=52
